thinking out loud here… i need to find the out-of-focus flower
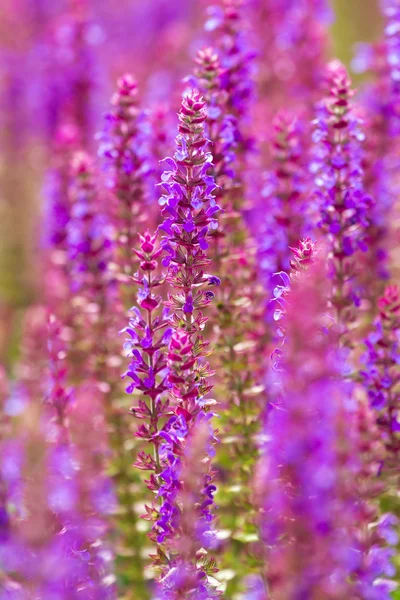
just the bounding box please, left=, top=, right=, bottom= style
left=311, top=61, right=371, bottom=343
left=255, top=112, right=310, bottom=292
left=99, top=74, right=153, bottom=296
left=360, top=285, right=400, bottom=476
left=257, top=256, right=397, bottom=599
left=42, top=0, right=96, bottom=145
left=205, top=0, right=255, bottom=154
left=66, top=150, right=118, bottom=381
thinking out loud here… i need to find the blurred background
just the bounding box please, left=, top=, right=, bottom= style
left=0, top=0, right=385, bottom=366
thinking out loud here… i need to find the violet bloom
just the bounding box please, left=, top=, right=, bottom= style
left=0, top=380, right=116, bottom=598
left=360, top=285, right=400, bottom=474
left=66, top=150, right=117, bottom=379
left=249, top=0, right=332, bottom=111
left=189, top=46, right=237, bottom=202
left=350, top=6, right=400, bottom=295
left=152, top=424, right=220, bottom=600
left=42, top=0, right=95, bottom=145
left=256, top=112, right=310, bottom=293
left=205, top=0, right=254, bottom=158
left=159, top=89, right=220, bottom=320
left=311, top=61, right=371, bottom=340
left=147, top=90, right=220, bottom=595
left=99, top=74, right=153, bottom=291
left=67, top=151, right=112, bottom=297
left=383, top=0, right=400, bottom=135
left=41, top=124, right=80, bottom=310
left=257, top=257, right=397, bottom=599
left=123, top=230, right=173, bottom=525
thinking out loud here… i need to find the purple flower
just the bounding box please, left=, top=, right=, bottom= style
left=311, top=61, right=372, bottom=338
left=360, top=285, right=400, bottom=469
left=99, top=75, right=153, bottom=293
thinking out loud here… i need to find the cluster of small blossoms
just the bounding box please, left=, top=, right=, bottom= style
left=256, top=112, right=310, bottom=292
left=154, top=90, right=220, bottom=594
left=99, top=74, right=153, bottom=294
left=258, top=256, right=398, bottom=599
left=311, top=61, right=371, bottom=341
left=191, top=12, right=266, bottom=589
left=66, top=151, right=116, bottom=378
left=0, top=319, right=116, bottom=599
left=383, top=0, right=400, bottom=135
left=159, top=90, right=220, bottom=294
left=42, top=124, right=80, bottom=309
left=250, top=0, right=331, bottom=111
left=205, top=0, right=254, bottom=157
left=270, top=237, right=318, bottom=346
left=190, top=47, right=237, bottom=200
left=360, top=285, right=400, bottom=475
left=123, top=91, right=220, bottom=595
left=352, top=5, right=400, bottom=297
left=124, top=231, right=171, bottom=482
left=43, top=0, right=95, bottom=145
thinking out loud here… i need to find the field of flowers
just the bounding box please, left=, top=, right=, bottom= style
left=0, top=0, right=399, bottom=598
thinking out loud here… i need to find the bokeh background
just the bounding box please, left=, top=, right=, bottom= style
left=0, top=0, right=385, bottom=366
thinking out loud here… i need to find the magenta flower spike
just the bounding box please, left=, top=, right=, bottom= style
left=205, top=0, right=254, bottom=161
left=124, top=90, right=220, bottom=595
left=99, top=74, right=152, bottom=297
left=0, top=317, right=116, bottom=599
left=158, top=89, right=220, bottom=318
left=66, top=150, right=117, bottom=380
left=361, top=285, right=400, bottom=475
left=44, top=0, right=95, bottom=146
left=312, top=61, right=371, bottom=343
left=349, top=2, right=400, bottom=302
left=190, top=46, right=237, bottom=202
left=256, top=112, right=310, bottom=293
left=257, top=256, right=397, bottom=599
left=382, top=0, right=400, bottom=134
left=249, top=0, right=331, bottom=112
left=158, top=90, right=220, bottom=590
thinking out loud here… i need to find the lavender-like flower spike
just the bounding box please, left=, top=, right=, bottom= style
left=312, top=61, right=371, bottom=343
left=191, top=47, right=237, bottom=200
left=44, top=0, right=94, bottom=145
left=205, top=0, right=254, bottom=158
left=153, top=422, right=220, bottom=600
left=360, top=285, right=400, bottom=477
left=250, top=0, right=331, bottom=111
left=256, top=256, right=397, bottom=599
left=350, top=4, right=400, bottom=302
left=66, top=150, right=117, bottom=380
left=256, top=112, right=310, bottom=292
left=67, top=151, right=112, bottom=297
left=42, top=124, right=80, bottom=311
left=152, top=90, right=220, bottom=595
left=383, top=0, right=400, bottom=135
left=100, top=74, right=152, bottom=294
left=159, top=89, right=220, bottom=316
